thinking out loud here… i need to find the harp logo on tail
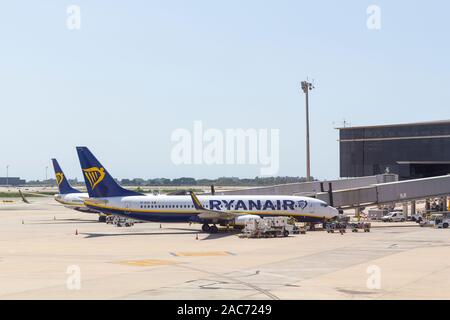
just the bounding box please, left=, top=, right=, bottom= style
left=55, top=173, right=64, bottom=186
left=83, top=167, right=106, bottom=190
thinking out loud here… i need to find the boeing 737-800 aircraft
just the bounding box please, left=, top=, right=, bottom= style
left=76, top=147, right=338, bottom=233
left=51, top=159, right=105, bottom=221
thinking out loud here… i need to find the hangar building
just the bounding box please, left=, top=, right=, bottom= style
left=0, top=177, right=26, bottom=186
left=338, top=120, right=450, bottom=180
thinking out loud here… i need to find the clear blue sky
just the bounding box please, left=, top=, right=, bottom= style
left=1, top=1, right=449, bottom=181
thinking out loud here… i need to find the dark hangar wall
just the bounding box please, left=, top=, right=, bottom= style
left=339, top=122, right=450, bottom=179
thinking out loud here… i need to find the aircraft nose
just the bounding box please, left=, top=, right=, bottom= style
left=329, top=206, right=339, bottom=217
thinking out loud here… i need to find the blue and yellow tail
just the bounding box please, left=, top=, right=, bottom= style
left=51, top=159, right=81, bottom=195
left=76, top=147, right=143, bottom=198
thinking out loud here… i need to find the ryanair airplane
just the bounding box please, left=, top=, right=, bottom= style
left=52, top=159, right=105, bottom=222
left=76, top=147, right=339, bottom=233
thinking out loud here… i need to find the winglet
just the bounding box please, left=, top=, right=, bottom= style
left=18, top=189, right=30, bottom=204
left=189, top=191, right=205, bottom=210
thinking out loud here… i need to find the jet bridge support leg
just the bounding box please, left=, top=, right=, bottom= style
left=403, top=203, right=409, bottom=219
left=439, top=197, right=446, bottom=211
left=411, top=201, right=416, bottom=216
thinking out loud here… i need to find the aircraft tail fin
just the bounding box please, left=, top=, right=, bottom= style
left=51, top=159, right=81, bottom=195
left=76, top=147, right=143, bottom=198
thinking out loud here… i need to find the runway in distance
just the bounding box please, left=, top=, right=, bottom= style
left=51, top=158, right=104, bottom=221
left=76, top=147, right=339, bottom=233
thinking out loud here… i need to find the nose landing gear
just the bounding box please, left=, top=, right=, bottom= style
left=201, top=224, right=219, bottom=233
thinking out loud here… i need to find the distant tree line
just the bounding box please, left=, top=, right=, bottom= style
left=119, top=176, right=314, bottom=187
left=25, top=176, right=314, bottom=187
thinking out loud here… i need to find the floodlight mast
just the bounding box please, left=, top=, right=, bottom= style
left=301, top=80, right=315, bottom=182
left=6, top=165, right=9, bottom=186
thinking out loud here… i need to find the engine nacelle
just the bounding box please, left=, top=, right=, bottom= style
left=233, top=214, right=261, bottom=226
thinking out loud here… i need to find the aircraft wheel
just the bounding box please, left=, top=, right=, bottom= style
left=98, top=215, right=106, bottom=223
left=443, top=223, right=449, bottom=229
left=210, top=225, right=219, bottom=234
left=202, top=224, right=211, bottom=232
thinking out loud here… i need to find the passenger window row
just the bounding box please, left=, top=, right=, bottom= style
left=138, top=204, right=302, bottom=210
left=140, top=204, right=196, bottom=209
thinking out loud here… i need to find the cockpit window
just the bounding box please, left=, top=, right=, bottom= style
left=320, top=203, right=328, bottom=207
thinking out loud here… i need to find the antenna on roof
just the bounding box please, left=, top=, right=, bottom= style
left=333, top=118, right=352, bottom=128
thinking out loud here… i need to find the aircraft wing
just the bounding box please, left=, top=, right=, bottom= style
left=189, top=191, right=237, bottom=221
left=18, top=189, right=30, bottom=204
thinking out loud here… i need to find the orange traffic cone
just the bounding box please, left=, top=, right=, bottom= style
left=75, top=229, right=78, bottom=235
left=196, top=234, right=199, bottom=240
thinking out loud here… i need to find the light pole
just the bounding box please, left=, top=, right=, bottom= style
left=6, top=165, right=9, bottom=186
left=45, top=166, right=48, bottom=183
left=301, top=80, right=315, bottom=182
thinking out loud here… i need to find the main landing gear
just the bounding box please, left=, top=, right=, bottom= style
left=202, top=224, right=219, bottom=234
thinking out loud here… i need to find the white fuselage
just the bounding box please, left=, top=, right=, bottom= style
left=54, top=193, right=98, bottom=213
left=84, top=194, right=339, bottom=223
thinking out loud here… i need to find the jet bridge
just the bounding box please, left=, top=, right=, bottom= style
left=217, top=174, right=398, bottom=196
left=316, top=174, right=450, bottom=209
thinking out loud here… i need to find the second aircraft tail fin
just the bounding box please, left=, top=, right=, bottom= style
left=51, top=159, right=81, bottom=195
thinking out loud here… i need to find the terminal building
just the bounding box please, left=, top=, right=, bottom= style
left=338, top=120, right=450, bottom=180
left=0, top=177, right=26, bottom=186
